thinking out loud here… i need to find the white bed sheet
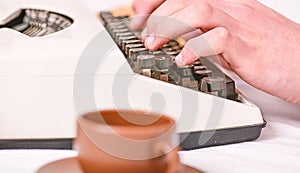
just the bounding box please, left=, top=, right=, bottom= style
left=0, top=0, right=300, bottom=172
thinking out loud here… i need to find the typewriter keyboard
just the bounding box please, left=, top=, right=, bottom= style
left=99, top=12, right=238, bottom=101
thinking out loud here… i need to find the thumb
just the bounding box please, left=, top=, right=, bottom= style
left=175, top=27, right=229, bottom=67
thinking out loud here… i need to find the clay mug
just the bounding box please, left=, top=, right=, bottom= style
left=74, top=110, right=179, bottom=173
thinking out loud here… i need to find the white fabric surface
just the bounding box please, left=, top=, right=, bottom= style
left=0, top=0, right=300, bottom=173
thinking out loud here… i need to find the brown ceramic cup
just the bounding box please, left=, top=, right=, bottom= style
left=74, top=110, right=179, bottom=173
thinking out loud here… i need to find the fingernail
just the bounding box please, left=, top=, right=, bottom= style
left=175, top=54, right=185, bottom=68
left=145, top=34, right=155, bottom=49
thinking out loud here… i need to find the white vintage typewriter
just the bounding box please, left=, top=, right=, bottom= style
left=0, top=0, right=265, bottom=150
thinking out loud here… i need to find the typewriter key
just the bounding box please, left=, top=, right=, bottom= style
left=154, top=55, right=171, bottom=82
left=193, top=60, right=202, bottom=66
left=119, top=36, right=138, bottom=46
left=148, top=50, right=164, bottom=56
left=192, top=69, right=212, bottom=81
left=128, top=48, right=148, bottom=72
left=171, top=45, right=181, bottom=50
left=200, top=76, right=225, bottom=97
left=137, top=55, right=156, bottom=77
left=177, top=65, right=194, bottom=88
left=194, top=65, right=207, bottom=71
left=137, top=55, right=155, bottom=69
left=168, top=40, right=178, bottom=46
left=125, top=44, right=144, bottom=55
left=162, top=47, right=173, bottom=52
left=224, top=76, right=238, bottom=100
left=128, top=48, right=148, bottom=60
left=155, top=56, right=172, bottom=70
left=189, top=80, right=199, bottom=91
left=112, top=28, right=130, bottom=37
left=178, top=65, right=194, bottom=77
left=121, top=39, right=141, bottom=51
left=115, top=32, right=134, bottom=43
left=165, top=50, right=180, bottom=56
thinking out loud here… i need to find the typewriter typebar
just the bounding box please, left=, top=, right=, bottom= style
left=99, top=12, right=266, bottom=150
left=0, top=8, right=73, bottom=37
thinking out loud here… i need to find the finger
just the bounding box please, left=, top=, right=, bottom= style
left=130, top=14, right=150, bottom=31
left=145, top=1, right=240, bottom=49
left=175, top=27, right=229, bottom=67
left=180, top=29, right=203, bottom=41
left=143, top=0, right=192, bottom=37
left=130, top=0, right=165, bottom=30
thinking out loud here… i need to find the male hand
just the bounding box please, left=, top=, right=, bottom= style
left=134, top=0, right=300, bottom=104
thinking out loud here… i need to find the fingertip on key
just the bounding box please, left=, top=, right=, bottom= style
left=175, top=54, right=186, bottom=68
left=145, top=34, right=156, bottom=49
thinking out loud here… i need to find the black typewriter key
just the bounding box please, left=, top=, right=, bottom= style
left=192, top=69, right=212, bottom=81
left=128, top=48, right=148, bottom=72
left=194, top=65, right=207, bottom=71
left=116, top=32, right=134, bottom=44
left=162, top=46, right=173, bottom=52
left=100, top=12, right=114, bottom=24
left=137, top=55, right=156, bottom=77
left=171, top=45, right=181, bottom=51
left=154, top=56, right=173, bottom=82
left=225, top=76, right=238, bottom=100
left=162, top=44, right=171, bottom=48
left=168, top=40, right=178, bottom=46
left=177, top=65, right=194, bottom=87
left=108, top=24, right=126, bottom=30
left=100, top=12, right=113, bottom=18
left=193, top=60, right=202, bottom=67
left=148, top=49, right=164, bottom=56
left=168, top=56, right=178, bottom=82
left=119, top=36, right=138, bottom=47
left=125, top=43, right=144, bottom=55
left=178, top=65, right=194, bottom=76
left=200, top=76, right=225, bottom=97
left=111, top=27, right=129, bottom=34
left=165, top=50, right=180, bottom=56
left=107, top=21, right=124, bottom=28
left=121, top=39, right=141, bottom=51
left=113, top=29, right=130, bottom=37
left=155, top=56, right=172, bottom=70
left=129, top=48, right=148, bottom=60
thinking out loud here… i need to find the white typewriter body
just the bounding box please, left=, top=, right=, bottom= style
left=0, top=0, right=264, bottom=148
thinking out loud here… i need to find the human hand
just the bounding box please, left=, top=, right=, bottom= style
left=130, top=0, right=165, bottom=30
left=142, top=0, right=300, bottom=104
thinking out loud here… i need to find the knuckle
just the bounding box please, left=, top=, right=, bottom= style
left=191, top=1, right=213, bottom=27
